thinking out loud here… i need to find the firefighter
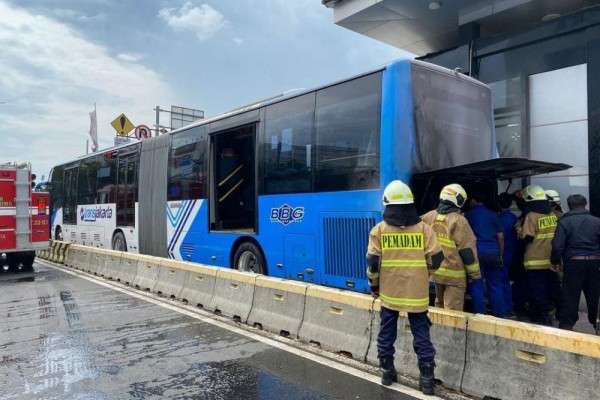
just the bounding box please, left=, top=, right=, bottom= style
left=519, top=185, right=558, bottom=326
left=422, top=184, right=481, bottom=312
left=367, top=180, right=444, bottom=394
left=546, top=189, right=564, bottom=218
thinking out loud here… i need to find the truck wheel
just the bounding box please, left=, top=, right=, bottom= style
left=21, top=252, right=35, bottom=272
left=112, top=231, right=127, bottom=252
left=6, top=253, right=20, bottom=273
left=233, top=242, right=265, bottom=274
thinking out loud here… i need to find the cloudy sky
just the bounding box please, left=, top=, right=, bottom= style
left=0, top=0, right=407, bottom=178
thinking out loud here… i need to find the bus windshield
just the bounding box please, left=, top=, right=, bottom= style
left=411, top=62, right=494, bottom=173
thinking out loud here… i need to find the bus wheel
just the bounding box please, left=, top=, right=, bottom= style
left=233, top=242, right=265, bottom=275
left=112, top=232, right=127, bottom=252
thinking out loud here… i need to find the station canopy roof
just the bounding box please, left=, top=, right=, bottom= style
left=323, top=0, right=600, bottom=55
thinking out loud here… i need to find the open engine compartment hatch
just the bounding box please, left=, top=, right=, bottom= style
left=413, top=158, right=571, bottom=181
left=411, top=158, right=572, bottom=214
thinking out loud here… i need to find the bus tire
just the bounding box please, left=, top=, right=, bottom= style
left=233, top=242, right=266, bottom=275
left=112, top=231, right=127, bottom=252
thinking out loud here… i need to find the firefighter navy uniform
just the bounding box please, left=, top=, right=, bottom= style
left=366, top=180, right=443, bottom=395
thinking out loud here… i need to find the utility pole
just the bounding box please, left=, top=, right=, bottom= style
left=155, top=105, right=160, bottom=136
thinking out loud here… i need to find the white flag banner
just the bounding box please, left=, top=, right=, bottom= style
left=89, top=106, right=98, bottom=152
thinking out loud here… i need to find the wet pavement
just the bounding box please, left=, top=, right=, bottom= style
left=0, top=264, right=420, bottom=400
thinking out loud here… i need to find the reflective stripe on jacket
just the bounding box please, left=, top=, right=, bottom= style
left=520, top=211, right=557, bottom=270
left=367, top=221, right=442, bottom=313
left=422, top=210, right=480, bottom=287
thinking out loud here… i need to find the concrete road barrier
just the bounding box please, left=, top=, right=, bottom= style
left=366, top=304, right=468, bottom=389
left=298, top=285, right=374, bottom=360
left=247, top=276, right=308, bottom=337
left=49, top=241, right=59, bottom=262
left=154, top=259, right=188, bottom=299
left=462, top=315, right=600, bottom=400
left=64, top=245, right=78, bottom=267
left=116, top=252, right=138, bottom=285
left=57, top=242, right=68, bottom=264
left=179, top=264, right=218, bottom=310
left=101, top=250, right=123, bottom=280
left=132, top=255, right=162, bottom=291
left=75, top=246, right=92, bottom=272
left=86, top=249, right=106, bottom=275
left=209, top=268, right=257, bottom=321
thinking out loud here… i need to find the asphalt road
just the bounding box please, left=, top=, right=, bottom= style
left=0, top=263, right=425, bottom=400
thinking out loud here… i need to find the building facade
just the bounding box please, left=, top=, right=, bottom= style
left=323, top=0, right=600, bottom=213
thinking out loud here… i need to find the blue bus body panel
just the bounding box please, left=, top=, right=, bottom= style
left=380, top=60, right=415, bottom=187
left=172, top=60, right=417, bottom=293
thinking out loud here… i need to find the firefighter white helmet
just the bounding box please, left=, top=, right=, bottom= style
left=440, top=184, right=468, bottom=208
left=545, top=189, right=560, bottom=204
left=523, top=185, right=547, bottom=202
left=382, top=180, right=414, bottom=206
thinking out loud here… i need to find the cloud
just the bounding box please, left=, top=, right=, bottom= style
left=232, top=37, right=244, bottom=45
left=0, top=1, right=174, bottom=177
left=117, top=52, right=144, bottom=62
left=52, top=8, right=106, bottom=22
left=158, top=2, right=226, bottom=41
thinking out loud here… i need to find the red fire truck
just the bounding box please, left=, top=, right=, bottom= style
left=0, top=163, right=50, bottom=272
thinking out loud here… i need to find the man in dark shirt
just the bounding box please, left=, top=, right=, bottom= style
left=551, top=194, right=600, bottom=331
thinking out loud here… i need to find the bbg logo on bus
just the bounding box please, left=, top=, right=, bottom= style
left=270, top=204, right=304, bottom=226
left=80, top=206, right=113, bottom=222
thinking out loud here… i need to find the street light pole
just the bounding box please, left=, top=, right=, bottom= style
left=155, top=105, right=160, bottom=136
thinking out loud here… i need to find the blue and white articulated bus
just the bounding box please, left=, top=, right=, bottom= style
left=48, top=59, right=569, bottom=293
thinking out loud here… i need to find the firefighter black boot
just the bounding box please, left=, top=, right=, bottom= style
left=418, top=362, right=435, bottom=395
left=379, top=357, right=397, bottom=386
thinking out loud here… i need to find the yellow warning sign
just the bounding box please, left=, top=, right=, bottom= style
left=110, top=113, right=135, bottom=136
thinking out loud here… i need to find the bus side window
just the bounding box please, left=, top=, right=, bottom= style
left=168, top=126, right=208, bottom=201
left=315, top=72, right=381, bottom=192
left=262, top=93, right=315, bottom=194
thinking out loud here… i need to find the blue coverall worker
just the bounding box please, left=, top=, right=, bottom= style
left=518, top=185, right=558, bottom=326
left=465, top=195, right=508, bottom=316
left=497, top=193, right=517, bottom=315
left=422, top=184, right=481, bottom=312
left=367, top=180, right=444, bottom=394
left=551, top=194, right=600, bottom=331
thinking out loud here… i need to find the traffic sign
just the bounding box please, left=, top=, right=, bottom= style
left=110, top=113, right=135, bottom=136
left=134, top=125, right=152, bottom=140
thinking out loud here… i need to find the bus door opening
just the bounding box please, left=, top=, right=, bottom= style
left=210, top=124, right=256, bottom=232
